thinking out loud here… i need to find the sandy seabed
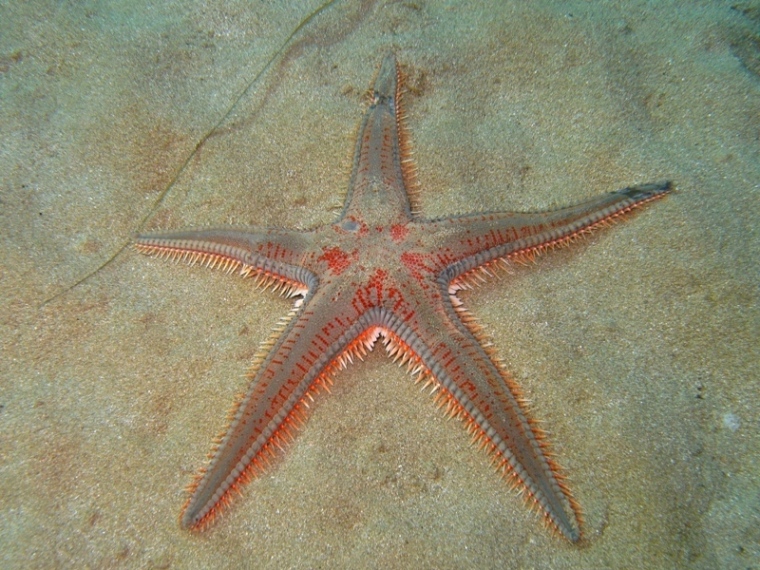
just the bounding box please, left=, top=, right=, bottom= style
left=1, top=1, right=758, bottom=568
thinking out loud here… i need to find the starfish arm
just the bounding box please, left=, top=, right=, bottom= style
left=373, top=287, right=582, bottom=542
left=135, top=228, right=316, bottom=295
left=423, top=182, right=672, bottom=282
left=179, top=282, right=383, bottom=530
left=341, top=52, right=414, bottom=224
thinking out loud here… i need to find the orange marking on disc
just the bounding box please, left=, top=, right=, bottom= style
left=318, top=246, right=355, bottom=276
left=390, top=223, right=409, bottom=242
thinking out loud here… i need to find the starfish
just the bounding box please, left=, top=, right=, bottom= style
left=135, top=53, right=670, bottom=542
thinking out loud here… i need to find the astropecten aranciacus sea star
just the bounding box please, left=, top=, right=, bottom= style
left=135, top=53, right=671, bottom=542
